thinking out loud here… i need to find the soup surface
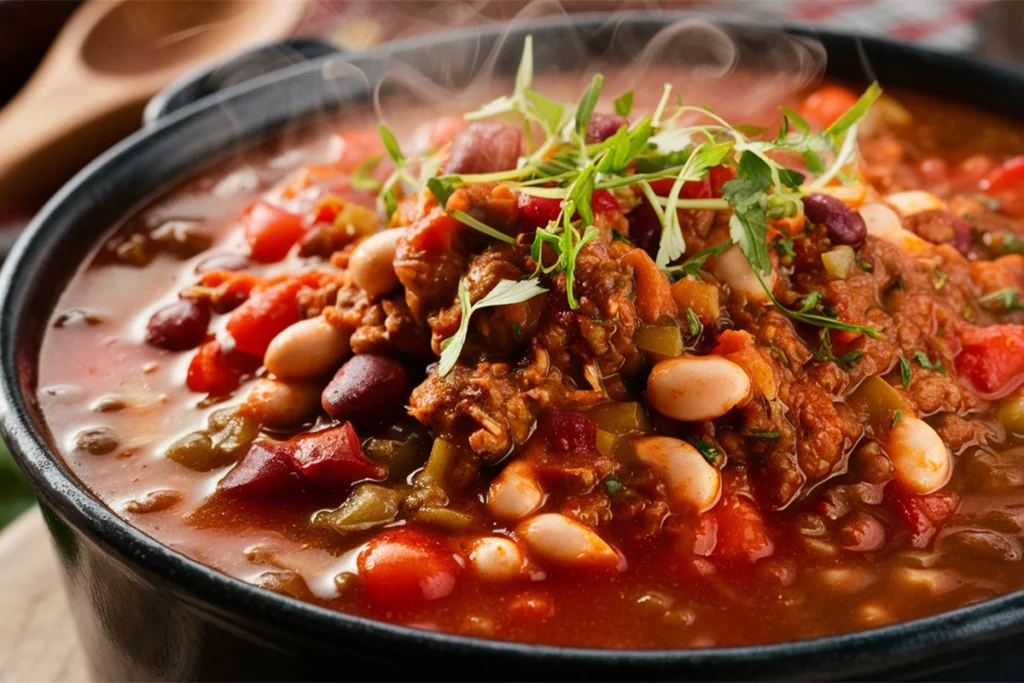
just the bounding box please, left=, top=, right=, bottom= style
left=36, top=50, right=1024, bottom=649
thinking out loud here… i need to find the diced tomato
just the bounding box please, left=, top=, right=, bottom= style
left=185, top=341, right=260, bottom=395
left=590, top=188, right=621, bottom=218
left=357, top=527, right=461, bottom=611
left=649, top=176, right=711, bottom=198
left=887, top=485, right=960, bottom=549
left=225, top=279, right=303, bottom=357
left=708, top=473, right=774, bottom=563
left=507, top=590, right=556, bottom=625
left=516, top=193, right=562, bottom=230
left=218, top=441, right=302, bottom=499
left=541, top=412, right=597, bottom=454
left=709, top=164, right=737, bottom=196
left=799, top=85, right=859, bottom=128
left=242, top=202, right=305, bottom=263
left=955, top=324, right=1024, bottom=399
left=284, top=422, right=386, bottom=488
left=980, top=155, right=1024, bottom=195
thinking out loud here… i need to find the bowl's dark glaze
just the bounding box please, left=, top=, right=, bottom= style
left=5, top=14, right=1024, bottom=681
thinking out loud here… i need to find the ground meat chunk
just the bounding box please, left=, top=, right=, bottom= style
left=393, top=196, right=466, bottom=323
left=350, top=295, right=431, bottom=357
left=534, top=240, right=641, bottom=381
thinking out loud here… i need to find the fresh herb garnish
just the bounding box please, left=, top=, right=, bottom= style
left=914, top=350, right=946, bottom=375
left=351, top=155, right=383, bottom=191
left=685, top=308, right=703, bottom=340
left=575, top=74, right=604, bottom=140
left=426, top=176, right=457, bottom=208
left=745, top=430, right=781, bottom=439
left=891, top=410, right=904, bottom=429
left=899, top=357, right=912, bottom=388
left=667, top=241, right=732, bottom=282
left=933, top=269, right=948, bottom=290
left=438, top=278, right=548, bottom=375
left=814, top=328, right=863, bottom=370
left=614, top=91, right=634, bottom=117
left=696, top=438, right=718, bottom=463
left=450, top=210, right=516, bottom=244
left=979, top=287, right=1024, bottom=312
left=858, top=258, right=874, bottom=273
left=604, top=473, right=623, bottom=495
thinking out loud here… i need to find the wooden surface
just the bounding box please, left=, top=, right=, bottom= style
left=0, top=508, right=89, bottom=682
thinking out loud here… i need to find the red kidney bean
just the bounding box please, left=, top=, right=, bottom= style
left=194, top=253, right=250, bottom=274
left=321, top=353, right=410, bottom=425
left=803, top=193, right=867, bottom=245
left=837, top=511, right=886, bottom=552
left=218, top=440, right=302, bottom=499
left=145, top=298, right=210, bottom=351
left=950, top=213, right=972, bottom=254
left=541, top=412, right=597, bottom=454
left=626, top=200, right=661, bottom=258
left=444, top=121, right=523, bottom=175
left=585, top=113, right=628, bottom=144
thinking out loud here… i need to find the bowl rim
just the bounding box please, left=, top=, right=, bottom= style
left=4, top=11, right=1024, bottom=675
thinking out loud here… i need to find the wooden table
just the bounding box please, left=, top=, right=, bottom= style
left=0, top=508, right=89, bottom=682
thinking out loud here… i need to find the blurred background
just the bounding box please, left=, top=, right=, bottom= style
left=0, top=0, right=1016, bottom=532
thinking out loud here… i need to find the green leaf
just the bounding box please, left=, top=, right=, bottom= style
left=515, top=35, right=534, bottom=95
left=426, top=176, right=458, bottom=208
left=745, top=430, right=781, bottom=439
left=802, top=148, right=825, bottom=174
left=979, top=287, right=1024, bottom=312
left=525, top=89, right=565, bottom=135
left=824, top=81, right=882, bottom=142
left=379, top=125, right=404, bottom=164
left=614, top=91, right=634, bottom=117
left=350, top=155, right=382, bottom=191
left=383, top=190, right=398, bottom=219
left=891, top=409, right=904, bottom=429
left=596, top=117, right=654, bottom=175
left=575, top=74, right=604, bottom=139
left=438, top=278, right=548, bottom=376
left=567, top=163, right=597, bottom=227
left=696, top=438, right=717, bottom=463
left=914, top=350, right=946, bottom=374
left=450, top=210, right=516, bottom=244
left=779, top=106, right=810, bottom=135
left=667, top=241, right=732, bottom=281
left=900, top=357, right=912, bottom=388
left=686, top=308, right=702, bottom=340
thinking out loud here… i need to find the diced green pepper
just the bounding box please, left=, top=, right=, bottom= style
left=635, top=325, right=683, bottom=360
left=312, top=484, right=405, bottom=535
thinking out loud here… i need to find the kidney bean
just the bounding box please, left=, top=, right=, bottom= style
left=837, top=511, right=886, bottom=552
left=950, top=214, right=972, bottom=254
left=145, top=298, right=210, bottom=351
left=444, top=121, right=523, bottom=175
left=321, top=353, right=409, bottom=425
left=218, top=440, right=302, bottom=499
left=626, top=200, right=661, bottom=258
left=803, top=193, right=867, bottom=245
left=585, top=113, right=628, bottom=144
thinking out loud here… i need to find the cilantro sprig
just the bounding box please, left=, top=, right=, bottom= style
left=438, top=278, right=548, bottom=375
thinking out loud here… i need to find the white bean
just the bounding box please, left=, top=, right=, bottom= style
left=467, top=536, right=526, bottom=581
left=264, top=316, right=350, bottom=379
left=516, top=513, right=623, bottom=570
left=487, top=460, right=544, bottom=521
left=887, top=416, right=951, bottom=494
left=885, top=190, right=945, bottom=217
left=646, top=355, right=751, bottom=422
left=634, top=436, right=721, bottom=513
left=349, top=228, right=405, bottom=298
left=243, top=378, right=321, bottom=429
left=711, top=244, right=776, bottom=304
left=859, top=203, right=929, bottom=255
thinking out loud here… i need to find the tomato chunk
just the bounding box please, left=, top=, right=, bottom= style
left=887, top=485, right=960, bottom=549
left=707, top=473, right=774, bottom=563
left=357, top=528, right=461, bottom=611
left=980, top=155, right=1024, bottom=195
left=186, top=341, right=260, bottom=395
left=541, top=412, right=597, bottom=454
left=955, top=324, right=1024, bottom=399
left=516, top=193, right=561, bottom=230
left=225, top=279, right=303, bottom=357
left=284, top=422, right=386, bottom=488
left=242, top=202, right=305, bottom=263
left=799, top=85, right=858, bottom=128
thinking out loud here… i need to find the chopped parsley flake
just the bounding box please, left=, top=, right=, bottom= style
left=899, top=357, right=912, bottom=389
left=891, top=409, right=904, bottom=429
left=914, top=350, right=946, bottom=375
left=696, top=438, right=718, bottom=463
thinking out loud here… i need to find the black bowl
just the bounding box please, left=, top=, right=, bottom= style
left=4, top=13, right=1024, bottom=681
